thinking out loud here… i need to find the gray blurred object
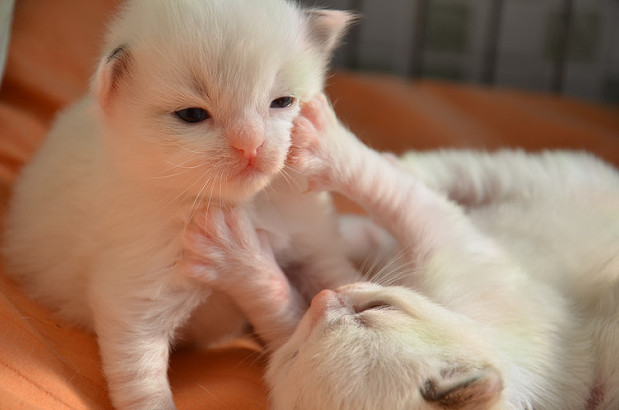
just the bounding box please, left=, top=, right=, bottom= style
left=302, top=0, right=619, bottom=104
left=0, top=0, right=15, bottom=86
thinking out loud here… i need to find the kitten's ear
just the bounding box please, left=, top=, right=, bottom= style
left=93, top=46, right=132, bottom=113
left=304, top=9, right=356, bottom=57
left=420, top=366, right=503, bottom=410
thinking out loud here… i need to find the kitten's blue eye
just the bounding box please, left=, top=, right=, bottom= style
left=270, top=96, right=295, bottom=109
left=175, top=108, right=210, bottom=123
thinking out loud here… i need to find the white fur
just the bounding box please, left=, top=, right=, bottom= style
left=267, top=95, right=618, bottom=409
left=2, top=1, right=356, bottom=409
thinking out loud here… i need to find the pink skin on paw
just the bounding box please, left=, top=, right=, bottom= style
left=299, top=95, right=329, bottom=132
left=289, top=94, right=331, bottom=160
left=181, top=206, right=270, bottom=288
left=181, top=204, right=297, bottom=328
left=288, top=93, right=341, bottom=191
left=263, top=266, right=296, bottom=313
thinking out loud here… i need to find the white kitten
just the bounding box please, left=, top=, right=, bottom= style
left=259, top=95, right=617, bottom=409
left=2, top=1, right=357, bottom=409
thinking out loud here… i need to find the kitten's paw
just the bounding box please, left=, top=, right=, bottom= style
left=182, top=206, right=275, bottom=288
left=288, top=94, right=347, bottom=190
left=291, top=94, right=333, bottom=148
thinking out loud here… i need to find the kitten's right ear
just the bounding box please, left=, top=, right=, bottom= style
left=420, top=366, right=503, bottom=410
left=93, top=46, right=132, bottom=113
left=304, top=9, right=356, bottom=57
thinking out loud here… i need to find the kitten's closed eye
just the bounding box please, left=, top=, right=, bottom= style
left=353, top=301, right=392, bottom=313
left=270, top=96, right=295, bottom=109
left=175, top=107, right=210, bottom=123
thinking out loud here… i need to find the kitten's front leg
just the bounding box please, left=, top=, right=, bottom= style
left=289, top=94, right=416, bottom=247
left=89, top=267, right=204, bottom=410
left=183, top=206, right=305, bottom=349
left=289, top=95, right=485, bottom=263
left=95, top=319, right=175, bottom=410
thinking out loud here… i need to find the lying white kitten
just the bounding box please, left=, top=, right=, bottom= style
left=190, top=95, right=618, bottom=409
left=276, top=95, right=618, bottom=409
left=2, top=1, right=358, bottom=409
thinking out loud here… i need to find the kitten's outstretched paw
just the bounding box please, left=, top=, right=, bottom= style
left=182, top=206, right=275, bottom=289
left=288, top=93, right=347, bottom=190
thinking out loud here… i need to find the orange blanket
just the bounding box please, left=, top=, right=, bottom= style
left=1, top=1, right=617, bottom=409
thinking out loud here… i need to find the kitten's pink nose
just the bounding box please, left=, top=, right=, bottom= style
left=227, top=120, right=265, bottom=164
left=233, top=143, right=262, bottom=162
left=230, top=135, right=265, bottom=165
left=310, top=289, right=338, bottom=311
left=309, top=290, right=343, bottom=327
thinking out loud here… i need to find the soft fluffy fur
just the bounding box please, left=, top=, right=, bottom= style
left=2, top=1, right=357, bottom=409
left=260, top=95, right=618, bottom=409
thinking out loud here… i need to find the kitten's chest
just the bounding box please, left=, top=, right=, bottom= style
left=249, top=192, right=297, bottom=261
left=248, top=182, right=332, bottom=266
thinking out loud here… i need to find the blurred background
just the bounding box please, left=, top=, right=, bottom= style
left=301, top=0, right=619, bottom=105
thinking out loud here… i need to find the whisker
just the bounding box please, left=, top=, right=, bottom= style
left=193, top=382, right=222, bottom=403
left=173, top=165, right=215, bottom=206
left=186, top=168, right=219, bottom=229
left=369, top=249, right=416, bottom=287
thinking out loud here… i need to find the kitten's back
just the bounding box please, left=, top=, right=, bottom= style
left=2, top=98, right=101, bottom=325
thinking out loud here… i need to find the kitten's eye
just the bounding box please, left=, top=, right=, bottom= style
left=270, top=96, right=295, bottom=109
left=175, top=108, right=210, bottom=123
left=353, top=301, right=392, bottom=314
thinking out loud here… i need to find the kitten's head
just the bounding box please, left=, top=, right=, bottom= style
left=92, top=0, right=352, bottom=202
left=267, top=282, right=504, bottom=410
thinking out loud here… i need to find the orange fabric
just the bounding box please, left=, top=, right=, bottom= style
left=0, top=1, right=617, bottom=409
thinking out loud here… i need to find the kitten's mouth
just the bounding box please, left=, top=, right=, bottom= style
left=227, top=160, right=279, bottom=199
left=230, top=155, right=268, bottom=179
left=233, top=154, right=282, bottom=182
left=238, top=162, right=262, bottom=176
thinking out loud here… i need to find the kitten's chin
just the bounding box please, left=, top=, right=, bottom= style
left=222, top=166, right=279, bottom=202
left=229, top=155, right=288, bottom=198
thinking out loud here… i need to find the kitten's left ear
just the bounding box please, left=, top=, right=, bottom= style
left=304, top=9, right=356, bottom=57
left=92, top=45, right=132, bottom=114
left=420, top=366, right=503, bottom=410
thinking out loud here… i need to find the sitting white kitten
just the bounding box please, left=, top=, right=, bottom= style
left=195, top=95, right=617, bottom=409
left=1, top=1, right=358, bottom=409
